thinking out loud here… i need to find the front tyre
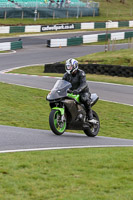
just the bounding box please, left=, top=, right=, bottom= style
left=49, top=109, right=67, bottom=135
left=84, top=110, right=100, bottom=137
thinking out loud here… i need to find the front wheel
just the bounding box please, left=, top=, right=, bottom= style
left=84, top=110, right=100, bottom=137
left=49, top=109, right=67, bottom=135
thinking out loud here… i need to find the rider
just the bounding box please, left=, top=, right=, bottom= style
left=63, top=58, right=94, bottom=122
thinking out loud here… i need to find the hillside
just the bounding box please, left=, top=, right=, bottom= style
left=93, top=0, right=133, bottom=20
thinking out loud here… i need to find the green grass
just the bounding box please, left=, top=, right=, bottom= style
left=0, top=82, right=50, bottom=130
left=0, top=147, right=133, bottom=200
left=0, top=51, right=8, bottom=53
left=0, top=50, right=12, bottom=53
left=92, top=0, right=133, bottom=21
left=77, top=48, right=133, bottom=67
left=0, top=82, right=133, bottom=139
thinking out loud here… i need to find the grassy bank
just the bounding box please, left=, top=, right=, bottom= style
left=77, top=48, right=133, bottom=66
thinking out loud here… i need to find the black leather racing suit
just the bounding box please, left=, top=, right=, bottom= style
left=63, top=69, right=93, bottom=119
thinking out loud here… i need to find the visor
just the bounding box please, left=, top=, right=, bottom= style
left=66, top=65, right=72, bottom=70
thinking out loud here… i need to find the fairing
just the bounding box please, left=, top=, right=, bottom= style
left=47, top=80, right=72, bottom=101
left=47, top=80, right=99, bottom=107
left=90, top=93, right=99, bottom=106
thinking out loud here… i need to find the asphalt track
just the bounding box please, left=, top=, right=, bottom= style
left=0, top=32, right=133, bottom=153
left=0, top=125, right=133, bottom=153
left=1, top=28, right=133, bottom=45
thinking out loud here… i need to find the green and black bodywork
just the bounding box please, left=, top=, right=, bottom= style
left=46, top=80, right=100, bottom=137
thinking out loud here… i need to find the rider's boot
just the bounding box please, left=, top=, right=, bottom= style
left=87, top=109, right=96, bottom=123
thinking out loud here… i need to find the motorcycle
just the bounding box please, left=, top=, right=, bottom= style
left=46, top=79, right=100, bottom=137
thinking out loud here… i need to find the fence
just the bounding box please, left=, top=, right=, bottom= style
left=0, top=6, right=99, bottom=19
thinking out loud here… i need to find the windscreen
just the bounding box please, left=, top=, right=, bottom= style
left=47, top=80, right=72, bottom=101
left=52, top=80, right=71, bottom=91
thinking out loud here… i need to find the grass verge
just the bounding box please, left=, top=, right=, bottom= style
left=0, top=147, right=133, bottom=200
left=0, top=82, right=132, bottom=139
left=0, top=50, right=12, bottom=53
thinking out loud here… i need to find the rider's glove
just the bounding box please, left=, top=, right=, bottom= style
left=73, top=90, right=79, bottom=95
left=67, top=89, right=73, bottom=93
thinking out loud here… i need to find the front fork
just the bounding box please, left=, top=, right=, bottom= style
left=52, top=106, right=65, bottom=123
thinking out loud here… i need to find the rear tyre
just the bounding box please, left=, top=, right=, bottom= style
left=49, top=109, right=66, bottom=135
left=84, top=110, right=100, bottom=137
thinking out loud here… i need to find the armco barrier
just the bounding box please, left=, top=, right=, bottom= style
left=44, top=63, right=133, bottom=77
left=47, top=31, right=133, bottom=47
left=0, top=40, right=23, bottom=51
left=0, top=20, right=133, bottom=34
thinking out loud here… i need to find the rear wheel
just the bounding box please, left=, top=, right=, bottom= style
left=49, top=109, right=67, bottom=135
left=84, top=110, right=100, bottom=137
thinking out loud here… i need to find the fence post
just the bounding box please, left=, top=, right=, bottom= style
left=21, top=11, right=24, bottom=19
left=4, top=11, right=7, bottom=19
left=93, top=9, right=95, bottom=17
left=53, top=11, right=55, bottom=19
left=112, top=39, right=116, bottom=51
left=108, top=39, right=110, bottom=51
left=131, top=37, right=133, bottom=48
left=38, top=12, right=40, bottom=19
left=128, top=38, right=131, bottom=48
left=66, top=11, right=69, bottom=18
left=80, top=11, right=82, bottom=18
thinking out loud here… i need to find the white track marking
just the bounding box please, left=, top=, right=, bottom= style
left=0, top=145, right=133, bottom=154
